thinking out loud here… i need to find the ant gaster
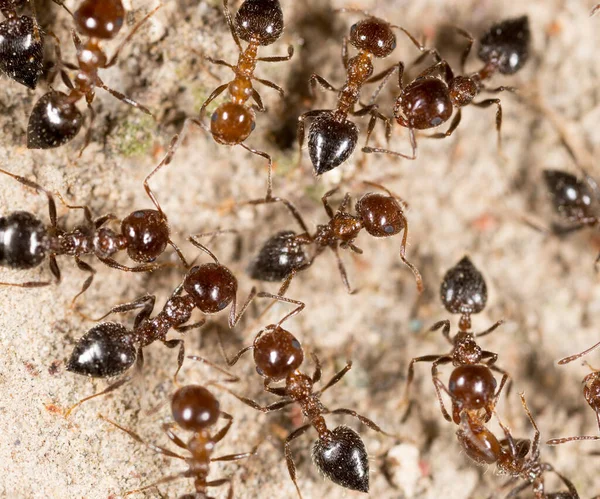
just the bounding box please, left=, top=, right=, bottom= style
left=459, top=393, right=579, bottom=498
left=65, top=239, right=257, bottom=415
left=297, top=10, right=403, bottom=175
left=247, top=182, right=423, bottom=294
left=546, top=340, right=600, bottom=446
left=0, top=159, right=186, bottom=301
left=193, top=296, right=392, bottom=497
left=0, top=0, right=45, bottom=88
left=363, top=16, right=530, bottom=159
left=27, top=0, right=159, bottom=151
left=402, top=256, right=508, bottom=419
left=100, top=385, right=259, bottom=497
left=161, top=0, right=293, bottom=201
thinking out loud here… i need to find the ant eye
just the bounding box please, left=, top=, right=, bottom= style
left=350, top=23, right=357, bottom=35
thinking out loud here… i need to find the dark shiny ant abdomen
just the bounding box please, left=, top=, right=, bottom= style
left=440, top=256, right=487, bottom=316
left=0, top=211, right=47, bottom=269
left=308, top=114, right=359, bottom=175
left=477, top=16, right=530, bottom=75
left=247, top=230, right=309, bottom=282
left=27, top=91, right=84, bottom=149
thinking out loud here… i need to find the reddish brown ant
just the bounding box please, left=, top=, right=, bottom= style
left=0, top=157, right=186, bottom=302
left=65, top=238, right=259, bottom=416
left=362, top=16, right=530, bottom=159
left=160, top=0, right=293, bottom=201
left=27, top=0, right=160, bottom=151
left=401, top=256, right=509, bottom=419
left=193, top=296, right=393, bottom=497
left=246, top=181, right=423, bottom=294
left=546, top=341, right=600, bottom=445
left=459, top=393, right=579, bottom=498
left=99, top=384, right=259, bottom=497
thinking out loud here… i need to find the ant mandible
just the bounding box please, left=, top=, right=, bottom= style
left=247, top=181, right=423, bottom=294
left=195, top=296, right=393, bottom=497
left=0, top=153, right=186, bottom=302
left=159, top=0, right=293, bottom=201
left=459, top=393, right=579, bottom=498
left=546, top=341, right=600, bottom=446
left=27, top=0, right=160, bottom=151
left=297, top=9, right=411, bottom=175
left=401, top=256, right=509, bottom=419
left=65, top=238, right=258, bottom=415
left=362, top=16, right=530, bottom=159
left=100, top=384, right=259, bottom=497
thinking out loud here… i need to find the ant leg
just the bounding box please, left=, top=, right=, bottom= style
left=257, top=45, right=294, bottom=62
left=321, top=187, right=340, bottom=218
left=362, top=111, right=390, bottom=151
left=99, top=415, right=185, bottom=459
left=71, top=257, right=95, bottom=305
left=161, top=423, right=187, bottom=449
left=308, top=73, right=339, bottom=99
left=0, top=253, right=61, bottom=288
left=205, top=56, right=235, bottom=70
left=476, top=320, right=504, bottom=337
left=49, top=0, right=74, bottom=16
left=228, top=286, right=258, bottom=328
left=162, top=338, right=189, bottom=383
left=54, top=191, right=94, bottom=226
left=327, top=408, right=394, bottom=437
left=78, top=97, right=95, bottom=157
left=255, top=291, right=305, bottom=327
left=242, top=196, right=311, bottom=234
left=472, top=99, right=503, bottom=153
left=199, top=84, right=229, bottom=121
left=488, top=364, right=512, bottom=399
left=504, top=481, right=530, bottom=499
left=341, top=36, right=349, bottom=68
left=188, top=235, right=222, bottom=265
left=212, top=384, right=294, bottom=413
left=253, top=77, right=285, bottom=97
left=543, top=464, right=580, bottom=497
left=365, top=63, right=401, bottom=106
left=105, top=5, right=163, bottom=67
left=96, top=256, right=166, bottom=273
left=297, top=109, right=328, bottom=168
left=317, top=359, right=352, bottom=395
left=331, top=245, right=355, bottom=294
left=238, top=142, right=274, bottom=200
left=251, top=89, right=266, bottom=112
left=65, top=373, right=134, bottom=417
left=592, top=4, right=600, bottom=16
left=429, top=320, right=453, bottom=344
left=212, top=441, right=260, bottom=462
left=547, top=434, right=600, bottom=445
left=398, top=216, right=424, bottom=293
left=432, top=358, right=454, bottom=422
left=222, top=0, right=242, bottom=51
left=94, top=294, right=156, bottom=322
left=94, top=213, right=119, bottom=228
left=284, top=424, right=312, bottom=499
left=96, top=78, right=154, bottom=117
left=427, top=109, right=462, bottom=139
left=363, top=123, right=417, bottom=160
left=123, top=475, right=186, bottom=496
left=558, top=339, right=600, bottom=365
left=311, top=353, right=322, bottom=383
left=453, top=27, right=474, bottom=74
left=518, top=393, right=541, bottom=459
left=401, top=355, right=446, bottom=414
left=187, top=355, right=240, bottom=383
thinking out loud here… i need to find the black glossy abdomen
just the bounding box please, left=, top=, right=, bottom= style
left=0, top=211, right=47, bottom=269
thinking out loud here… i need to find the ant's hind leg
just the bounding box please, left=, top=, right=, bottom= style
left=96, top=78, right=154, bottom=117
left=239, top=143, right=276, bottom=201
left=284, top=425, right=312, bottom=499
left=297, top=110, right=328, bottom=169
left=472, top=99, right=503, bottom=154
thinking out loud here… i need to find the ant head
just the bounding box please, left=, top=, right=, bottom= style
left=543, top=169, right=595, bottom=222
left=478, top=16, right=530, bottom=75
left=355, top=192, right=405, bottom=237
left=400, top=78, right=453, bottom=129
left=308, top=113, right=358, bottom=175
left=74, top=0, right=125, bottom=40
left=456, top=414, right=502, bottom=465
left=440, top=256, right=487, bottom=316
left=66, top=322, right=136, bottom=378
left=211, top=102, right=255, bottom=145
left=448, top=365, right=496, bottom=416
left=183, top=263, right=238, bottom=314
left=235, top=0, right=284, bottom=46
left=448, top=75, right=479, bottom=108
left=349, top=17, right=396, bottom=58
left=247, top=230, right=308, bottom=282
left=312, top=425, right=369, bottom=492
left=0, top=211, right=47, bottom=269
left=253, top=326, right=304, bottom=381
left=171, top=385, right=220, bottom=432
left=121, top=210, right=169, bottom=263
left=583, top=372, right=600, bottom=412
left=0, top=15, right=44, bottom=89
left=27, top=91, right=84, bottom=149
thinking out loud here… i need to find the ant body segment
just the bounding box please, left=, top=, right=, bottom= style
left=363, top=16, right=530, bottom=159
left=27, top=0, right=160, bottom=151
left=402, top=256, right=509, bottom=419
left=247, top=182, right=423, bottom=294
left=161, top=0, right=293, bottom=200
left=198, top=297, right=392, bottom=497
left=100, top=384, right=259, bottom=497
left=459, top=394, right=579, bottom=498
left=0, top=160, right=185, bottom=302
left=65, top=239, right=258, bottom=415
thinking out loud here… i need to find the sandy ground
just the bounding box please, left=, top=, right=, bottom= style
left=1, top=0, right=600, bottom=497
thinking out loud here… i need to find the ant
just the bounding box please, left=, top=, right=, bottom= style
left=246, top=181, right=423, bottom=294
left=99, top=384, right=259, bottom=497
left=362, top=16, right=530, bottom=159
left=65, top=238, right=259, bottom=415
left=297, top=10, right=408, bottom=175
left=195, top=296, right=393, bottom=497
left=458, top=393, right=579, bottom=498
left=546, top=340, right=600, bottom=445
left=161, top=0, right=293, bottom=201
left=27, top=0, right=160, bottom=151
left=0, top=156, right=186, bottom=302
left=0, top=0, right=47, bottom=88
left=401, top=256, right=509, bottom=419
